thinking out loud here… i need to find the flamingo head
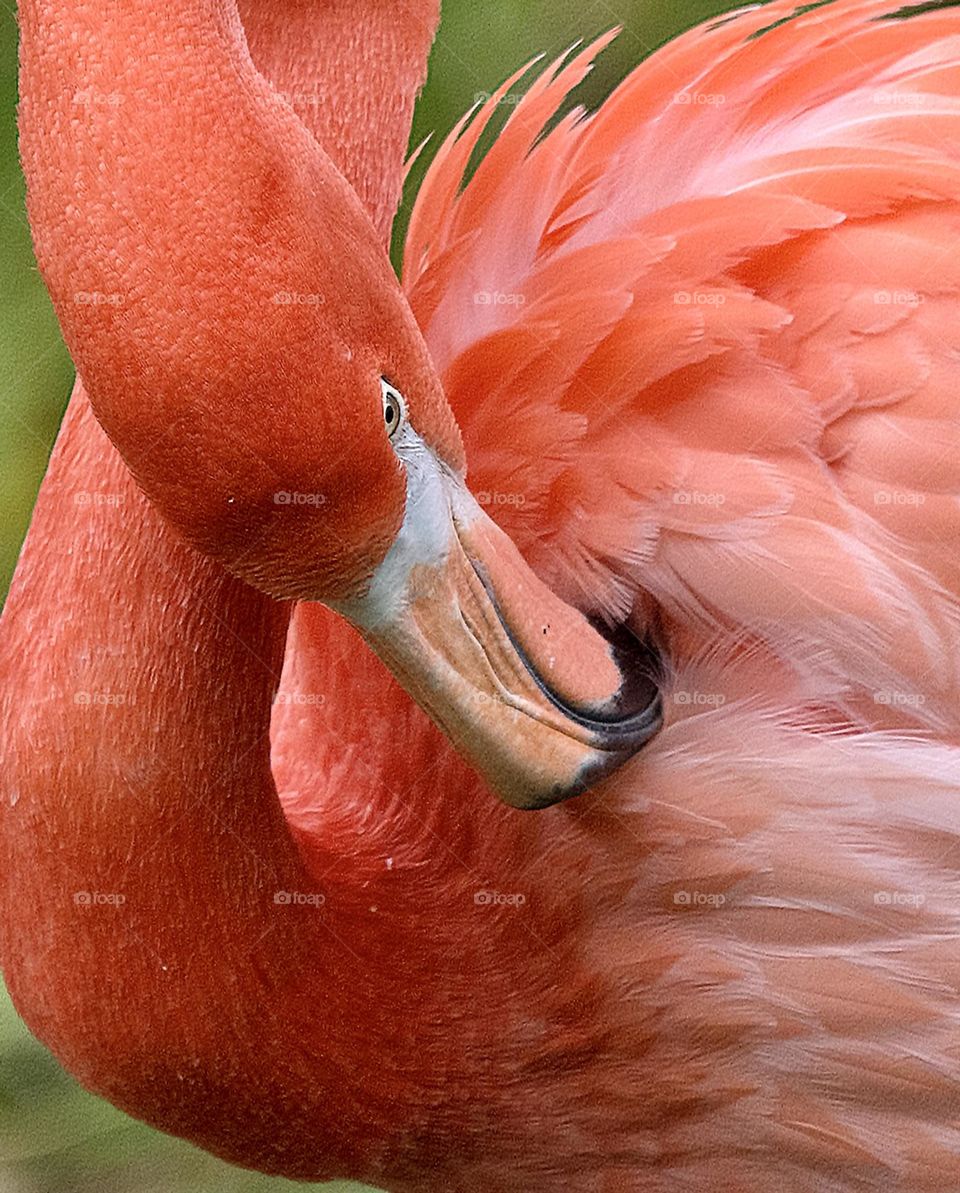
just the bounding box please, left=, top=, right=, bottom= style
left=19, top=26, right=662, bottom=809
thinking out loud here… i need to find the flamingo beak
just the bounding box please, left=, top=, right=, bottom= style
left=336, top=470, right=662, bottom=810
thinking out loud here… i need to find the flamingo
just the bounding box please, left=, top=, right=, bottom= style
left=3, top=0, right=960, bottom=1188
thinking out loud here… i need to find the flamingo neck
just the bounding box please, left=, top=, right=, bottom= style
left=1, top=0, right=455, bottom=1181
left=240, top=0, right=440, bottom=245
left=16, top=0, right=442, bottom=591
left=0, top=397, right=472, bottom=1181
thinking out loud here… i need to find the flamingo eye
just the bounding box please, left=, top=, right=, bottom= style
left=380, top=379, right=406, bottom=440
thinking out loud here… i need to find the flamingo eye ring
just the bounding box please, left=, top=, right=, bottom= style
left=380, top=378, right=406, bottom=440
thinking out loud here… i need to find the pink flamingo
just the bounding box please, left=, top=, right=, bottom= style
left=4, top=0, right=960, bottom=1189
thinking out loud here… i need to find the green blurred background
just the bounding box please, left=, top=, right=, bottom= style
left=0, top=1, right=731, bottom=1189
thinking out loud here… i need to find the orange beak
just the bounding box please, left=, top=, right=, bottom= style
left=338, top=476, right=662, bottom=810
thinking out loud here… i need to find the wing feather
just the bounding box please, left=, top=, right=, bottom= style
left=404, top=0, right=960, bottom=727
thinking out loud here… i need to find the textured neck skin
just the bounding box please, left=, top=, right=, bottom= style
left=16, top=0, right=459, bottom=600
left=240, top=0, right=440, bottom=245
left=0, top=0, right=485, bottom=1182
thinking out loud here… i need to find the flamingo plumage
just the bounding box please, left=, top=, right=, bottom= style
left=3, top=0, right=960, bottom=1190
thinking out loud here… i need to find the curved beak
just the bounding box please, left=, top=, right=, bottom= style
left=336, top=465, right=662, bottom=809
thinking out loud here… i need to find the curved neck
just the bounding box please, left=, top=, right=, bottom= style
left=240, top=0, right=440, bottom=244
left=0, top=395, right=431, bottom=1179
left=2, top=0, right=442, bottom=1179
left=20, top=0, right=439, bottom=249
left=17, top=0, right=442, bottom=587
